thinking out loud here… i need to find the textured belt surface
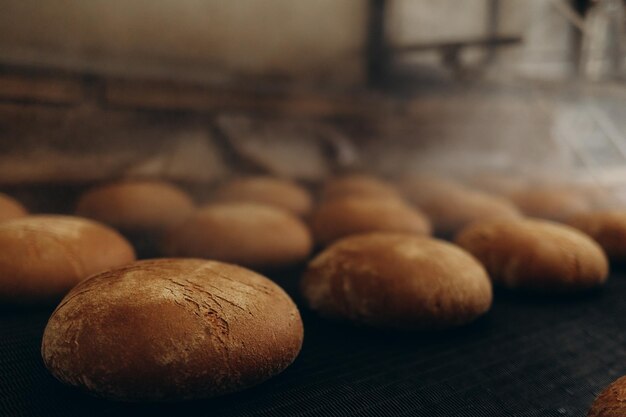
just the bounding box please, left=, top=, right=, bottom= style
left=2, top=273, right=625, bottom=417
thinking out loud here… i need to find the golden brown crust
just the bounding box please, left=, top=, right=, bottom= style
left=212, top=176, right=313, bottom=217
left=508, top=188, right=591, bottom=222
left=0, top=193, right=27, bottom=222
left=455, top=218, right=609, bottom=292
left=402, top=177, right=521, bottom=237
left=76, top=180, right=195, bottom=234
left=311, top=197, right=431, bottom=246
left=0, top=215, right=135, bottom=303
left=164, top=203, right=312, bottom=270
left=321, top=175, right=402, bottom=202
left=301, top=233, right=492, bottom=329
left=567, top=211, right=626, bottom=262
left=588, top=376, right=626, bottom=417
left=41, top=258, right=303, bottom=401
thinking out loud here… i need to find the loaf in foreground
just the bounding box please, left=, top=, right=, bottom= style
left=567, top=211, right=626, bottom=262
left=0, top=193, right=27, bottom=222
left=0, top=215, right=135, bottom=304
left=42, top=258, right=304, bottom=401
left=456, top=219, right=609, bottom=292
left=164, top=203, right=312, bottom=270
left=301, top=233, right=492, bottom=329
left=587, top=375, right=626, bottom=417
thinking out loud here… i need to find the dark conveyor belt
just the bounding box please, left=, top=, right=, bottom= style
left=2, top=272, right=626, bottom=417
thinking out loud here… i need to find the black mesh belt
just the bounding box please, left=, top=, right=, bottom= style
left=2, top=272, right=625, bottom=417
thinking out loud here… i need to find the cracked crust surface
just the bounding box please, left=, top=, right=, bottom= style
left=0, top=215, right=135, bottom=303
left=588, top=375, right=626, bottom=417
left=311, top=197, right=431, bottom=246
left=212, top=177, right=313, bottom=217
left=567, top=211, right=626, bottom=262
left=301, top=233, right=492, bottom=330
left=455, top=218, right=609, bottom=292
left=42, top=258, right=304, bottom=401
left=76, top=180, right=195, bottom=233
left=163, top=203, right=312, bottom=270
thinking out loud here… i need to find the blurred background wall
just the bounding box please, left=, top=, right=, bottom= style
left=0, top=0, right=368, bottom=86
left=0, top=0, right=624, bottom=186
left=0, top=0, right=566, bottom=85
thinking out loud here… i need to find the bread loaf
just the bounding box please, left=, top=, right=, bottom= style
left=0, top=215, right=135, bottom=303
left=456, top=218, right=609, bottom=292
left=311, top=197, right=431, bottom=246
left=321, top=175, right=401, bottom=202
left=0, top=193, right=27, bottom=222
left=570, top=184, right=619, bottom=211
left=465, top=174, right=527, bottom=197
left=567, top=211, right=626, bottom=262
left=212, top=176, right=312, bottom=216
left=402, top=177, right=521, bottom=237
left=164, top=203, right=312, bottom=270
left=508, top=187, right=591, bottom=222
left=76, top=180, right=195, bottom=234
left=42, top=258, right=303, bottom=401
left=401, top=176, right=467, bottom=202
left=301, top=233, right=492, bottom=329
left=587, top=375, right=626, bottom=417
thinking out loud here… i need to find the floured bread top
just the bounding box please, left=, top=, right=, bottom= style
left=42, top=258, right=303, bottom=401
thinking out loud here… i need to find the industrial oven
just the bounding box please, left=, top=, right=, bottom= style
left=1, top=1, right=626, bottom=416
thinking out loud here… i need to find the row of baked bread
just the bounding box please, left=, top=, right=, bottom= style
left=0, top=173, right=622, bottom=406
left=2, top=172, right=624, bottom=301
left=0, top=173, right=623, bottom=303
left=0, top=192, right=308, bottom=401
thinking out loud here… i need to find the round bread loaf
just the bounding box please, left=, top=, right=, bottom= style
left=455, top=219, right=609, bottom=292
left=0, top=215, right=135, bottom=303
left=570, top=184, right=619, bottom=210
left=567, top=211, right=626, bottom=262
left=588, top=376, right=626, bottom=417
left=508, top=187, right=591, bottom=222
left=301, top=233, right=492, bottom=329
left=0, top=193, right=27, bottom=222
left=596, top=186, right=626, bottom=210
left=42, top=258, right=303, bottom=401
left=311, top=197, right=431, bottom=246
left=164, top=203, right=312, bottom=270
left=465, top=174, right=528, bottom=198
left=401, top=176, right=468, bottom=202
left=402, top=177, right=521, bottom=237
left=321, top=174, right=401, bottom=202
left=212, top=176, right=313, bottom=216
left=76, top=180, right=195, bottom=234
